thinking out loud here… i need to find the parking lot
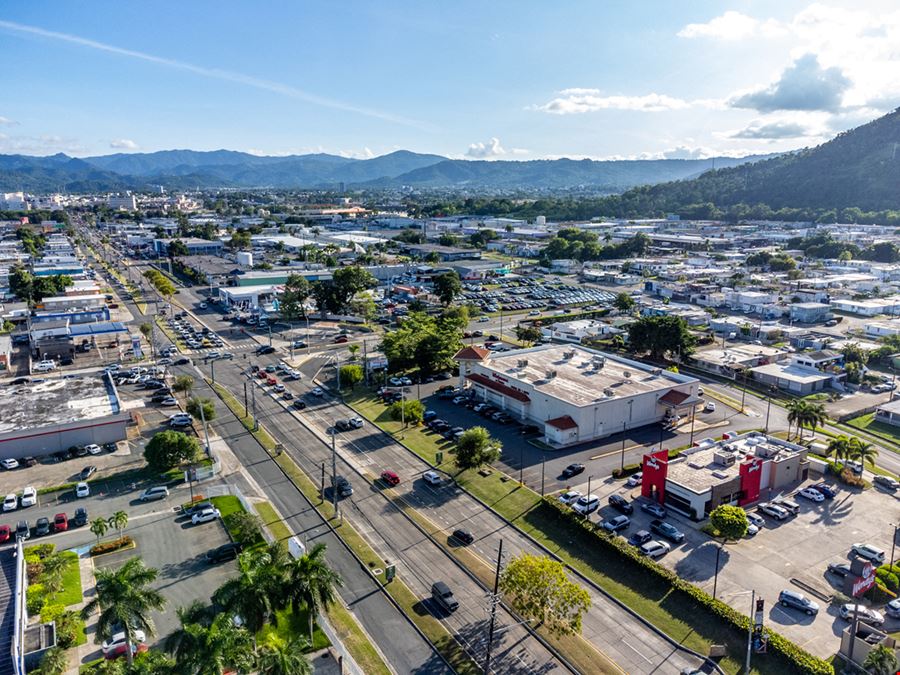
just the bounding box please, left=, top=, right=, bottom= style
left=458, top=276, right=616, bottom=313
left=555, top=469, right=900, bottom=657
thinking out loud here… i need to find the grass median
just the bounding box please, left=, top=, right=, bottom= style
left=210, top=381, right=278, bottom=451
left=347, top=390, right=807, bottom=674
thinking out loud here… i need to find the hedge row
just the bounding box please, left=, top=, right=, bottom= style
left=90, top=535, right=134, bottom=556
left=542, top=498, right=833, bottom=675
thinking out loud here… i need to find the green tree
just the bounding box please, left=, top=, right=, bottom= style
left=212, top=547, right=284, bottom=633
left=9, top=265, right=34, bottom=303
left=34, top=646, right=67, bottom=675
left=433, top=271, right=462, bottom=306
left=108, top=510, right=129, bottom=539
left=627, top=315, right=697, bottom=359
left=841, top=342, right=869, bottom=365
left=255, top=636, right=312, bottom=675
left=283, top=542, right=343, bottom=643
left=90, top=517, right=109, bottom=543
left=227, top=229, right=252, bottom=250
left=455, top=426, right=501, bottom=470
left=785, top=399, right=808, bottom=441
left=338, top=364, right=364, bottom=390
left=278, top=273, right=311, bottom=322
left=388, top=398, right=425, bottom=426
left=709, top=504, right=748, bottom=542
left=498, top=554, right=591, bottom=636
left=311, top=267, right=377, bottom=315
left=799, top=401, right=828, bottom=440
left=515, top=324, right=542, bottom=345
left=186, top=397, right=216, bottom=422
left=347, top=344, right=360, bottom=361
left=825, top=435, right=854, bottom=462
left=864, top=644, right=899, bottom=674
left=849, top=438, right=878, bottom=468
left=172, top=375, right=195, bottom=399
left=167, top=239, right=189, bottom=257
left=166, top=611, right=254, bottom=675
left=613, top=292, right=635, bottom=312
left=144, top=430, right=201, bottom=472
left=81, top=558, right=166, bottom=667
left=226, top=511, right=264, bottom=546
left=380, top=311, right=464, bottom=375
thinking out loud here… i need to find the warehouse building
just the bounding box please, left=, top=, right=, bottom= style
left=641, top=433, right=809, bottom=520
left=0, top=375, right=130, bottom=457
left=455, top=344, right=699, bottom=448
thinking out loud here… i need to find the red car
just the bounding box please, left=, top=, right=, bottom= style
left=53, top=513, right=68, bottom=532
left=0, top=525, right=10, bottom=543
left=333, top=335, right=349, bottom=344
left=266, top=377, right=277, bottom=386
left=380, top=470, right=400, bottom=486
left=256, top=370, right=267, bottom=379
left=105, top=642, right=148, bottom=660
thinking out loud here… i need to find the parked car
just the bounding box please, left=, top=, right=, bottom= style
left=101, top=630, right=147, bottom=655
left=799, top=487, right=825, bottom=502
left=602, top=515, right=630, bottom=533
left=206, top=542, right=244, bottom=563
left=558, top=490, right=582, bottom=506
left=649, top=519, right=685, bottom=543
left=827, top=562, right=851, bottom=577
left=625, top=472, right=643, bottom=487
left=885, top=598, right=900, bottom=619
left=573, top=495, right=600, bottom=515
left=15, top=521, right=29, bottom=540
left=627, top=530, right=652, bottom=547
left=772, top=497, right=800, bottom=514
left=451, top=529, right=475, bottom=545
left=20, top=487, right=36, bottom=507
left=34, top=518, right=51, bottom=537
left=139, top=486, right=169, bottom=502
left=778, top=590, right=819, bottom=615
left=53, top=513, right=68, bottom=532
left=640, top=540, right=671, bottom=559
left=812, top=483, right=837, bottom=499
left=75, top=482, right=90, bottom=498
left=851, top=543, right=886, bottom=563
left=0, top=459, right=18, bottom=471
left=874, top=475, right=900, bottom=491
left=561, top=463, right=585, bottom=479
left=0, top=525, right=10, bottom=543
left=608, top=494, right=633, bottom=515
left=759, top=503, right=789, bottom=520
left=839, top=604, right=884, bottom=626
left=191, top=507, right=221, bottom=525
left=73, top=507, right=88, bottom=527
left=640, top=501, right=667, bottom=519
left=85, top=444, right=102, bottom=455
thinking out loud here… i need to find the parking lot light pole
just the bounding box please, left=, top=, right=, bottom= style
left=620, top=421, right=627, bottom=472
left=891, top=524, right=899, bottom=568
left=540, top=455, right=545, bottom=498
left=713, top=542, right=723, bottom=600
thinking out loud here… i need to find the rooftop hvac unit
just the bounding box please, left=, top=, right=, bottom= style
left=653, top=368, right=663, bottom=375
left=713, top=451, right=736, bottom=467
left=593, top=356, right=606, bottom=369
left=712, top=470, right=731, bottom=480
left=545, top=369, right=558, bottom=379
left=517, top=359, right=528, bottom=368
left=603, top=387, right=615, bottom=397
left=564, top=349, right=576, bottom=359
left=622, top=370, right=632, bottom=379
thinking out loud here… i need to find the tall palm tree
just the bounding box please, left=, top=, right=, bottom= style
left=90, top=517, right=109, bottom=544
left=802, top=402, right=828, bottom=439
left=167, top=612, right=254, bottom=675
left=108, top=511, right=129, bottom=539
left=826, top=436, right=853, bottom=464
left=864, top=643, right=899, bottom=674
left=40, top=553, right=69, bottom=596
left=785, top=399, right=808, bottom=441
left=36, top=646, right=67, bottom=675
left=850, top=438, right=878, bottom=468
left=283, top=543, right=343, bottom=642
left=212, top=546, right=288, bottom=633
left=164, top=601, right=213, bottom=658
left=255, top=636, right=312, bottom=675
left=81, top=558, right=166, bottom=667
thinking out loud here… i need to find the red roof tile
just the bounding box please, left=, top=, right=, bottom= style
left=546, top=415, right=578, bottom=430
left=659, top=390, right=690, bottom=406
left=466, top=372, right=530, bottom=402
left=454, top=346, right=490, bottom=361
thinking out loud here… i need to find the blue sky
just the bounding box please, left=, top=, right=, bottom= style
left=1, top=1, right=898, bottom=160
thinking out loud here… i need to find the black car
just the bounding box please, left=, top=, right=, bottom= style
left=451, top=529, right=474, bottom=545
left=628, top=530, right=652, bottom=547
left=292, top=400, right=307, bottom=410
left=80, top=466, right=96, bottom=480
left=561, top=463, right=585, bottom=479
left=256, top=345, right=276, bottom=355
left=151, top=391, right=174, bottom=403
left=827, top=562, right=851, bottom=577
left=812, top=483, right=838, bottom=499
left=73, top=507, right=88, bottom=527
left=174, top=357, right=191, bottom=366
left=608, top=494, right=634, bottom=514
left=35, top=518, right=51, bottom=537
left=206, top=542, right=244, bottom=563
left=22, top=457, right=37, bottom=467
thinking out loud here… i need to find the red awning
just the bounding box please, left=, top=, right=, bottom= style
left=467, top=373, right=530, bottom=402
left=658, top=390, right=690, bottom=406
left=454, top=346, right=491, bottom=361
left=546, top=415, right=578, bottom=430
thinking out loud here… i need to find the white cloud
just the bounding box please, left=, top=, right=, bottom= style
left=109, top=138, right=138, bottom=150
left=338, top=147, right=375, bottom=159
left=0, top=116, right=16, bottom=126
left=466, top=137, right=507, bottom=158
left=678, top=11, right=786, bottom=40
left=0, top=134, right=85, bottom=155
left=729, top=120, right=816, bottom=140
left=534, top=90, right=691, bottom=114
left=729, top=53, right=851, bottom=113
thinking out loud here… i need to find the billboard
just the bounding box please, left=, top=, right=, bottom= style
left=641, top=448, right=669, bottom=504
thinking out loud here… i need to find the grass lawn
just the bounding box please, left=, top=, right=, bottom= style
left=845, top=413, right=900, bottom=448
left=258, top=606, right=330, bottom=652
left=51, top=551, right=83, bottom=607
left=255, top=501, right=291, bottom=541
left=346, top=390, right=803, bottom=674
left=211, top=381, right=278, bottom=450
left=210, top=495, right=243, bottom=519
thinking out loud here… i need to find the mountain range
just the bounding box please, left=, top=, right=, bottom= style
left=0, top=148, right=772, bottom=194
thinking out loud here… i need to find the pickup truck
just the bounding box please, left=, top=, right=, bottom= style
left=650, top=519, right=685, bottom=543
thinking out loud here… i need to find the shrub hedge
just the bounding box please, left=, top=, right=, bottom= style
left=26, top=583, right=45, bottom=615
left=89, top=535, right=134, bottom=556
left=542, top=498, right=833, bottom=675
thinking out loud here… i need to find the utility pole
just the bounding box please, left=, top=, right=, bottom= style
left=251, top=376, right=258, bottom=431
left=320, top=462, right=326, bottom=502
left=484, top=539, right=504, bottom=675
left=331, top=429, right=339, bottom=518
left=210, top=358, right=215, bottom=384
left=363, top=339, right=369, bottom=386
left=620, top=421, right=627, bottom=472
left=745, top=589, right=755, bottom=675
left=243, top=380, right=248, bottom=417
left=540, top=455, right=545, bottom=497
left=198, top=396, right=211, bottom=457
left=268, top=324, right=272, bottom=348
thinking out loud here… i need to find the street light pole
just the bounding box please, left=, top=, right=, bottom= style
left=331, top=428, right=339, bottom=518
left=891, top=524, right=898, bottom=568
left=745, top=589, right=755, bottom=675
left=484, top=539, right=504, bottom=675
left=620, top=420, right=627, bottom=472
left=713, top=542, right=722, bottom=600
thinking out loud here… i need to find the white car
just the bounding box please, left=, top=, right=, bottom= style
left=101, top=630, right=147, bottom=655
left=840, top=604, right=885, bottom=625
left=422, top=471, right=442, bottom=486
left=746, top=523, right=759, bottom=536
left=759, top=503, right=789, bottom=520
left=34, top=360, right=56, bottom=372
left=2, top=494, right=17, bottom=512
left=640, top=540, right=671, bottom=559
left=851, top=543, right=886, bottom=563
left=348, top=417, right=364, bottom=429
left=84, top=444, right=102, bottom=455
left=704, top=401, right=716, bottom=413
left=75, top=482, right=90, bottom=498
left=191, top=507, right=221, bottom=525
left=799, top=487, right=825, bottom=502
left=20, top=487, right=36, bottom=507
left=573, top=494, right=600, bottom=515
left=311, top=387, right=324, bottom=397
left=1, top=459, right=18, bottom=470
left=746, top=512, right=764, bottom=529
left=625, top=472, right=643, bottom=487
left=558, top=490, right=583, bottom=505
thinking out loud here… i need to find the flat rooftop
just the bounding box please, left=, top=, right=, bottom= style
left=750, top=362, right=832, bottom=384
left=482, top=344, right=695, bottom=407
left=0, top=376, right=118, bottom=433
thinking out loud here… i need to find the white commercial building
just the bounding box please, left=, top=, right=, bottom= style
left=454, top=344, right=700, bottom=448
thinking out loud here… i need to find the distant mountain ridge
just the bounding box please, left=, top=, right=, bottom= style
left=0, top=147, right=774, bottom=194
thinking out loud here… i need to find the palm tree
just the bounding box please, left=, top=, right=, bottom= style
left=164, top=601, right=212, bottom=658
left=90, top=517, right=109, bottom=544
left=212, top=546, right=287, bottom=633
left=36, top=646, right=67, bottom=675
left=802, top=402, right=828, bottom=439
left=40, top=553, right=69, bottom=596
left=167, top=612, right=254, bottom=675
left=108, top=511, right=129, bottom=539
left=850, top=438, right=878, bottom=468
left=81, top=558, right=166, bottom=667
left=785, top=399, right=808, bottom=441
left=347, top=344, right=360, bottom=362
left=255, top=636, right=312, bottom=675
left=283, top=543, right=343, bottom=642
left=826, top=436, right=853, bottom=463
left=864, top=643, right=899, bottom=674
